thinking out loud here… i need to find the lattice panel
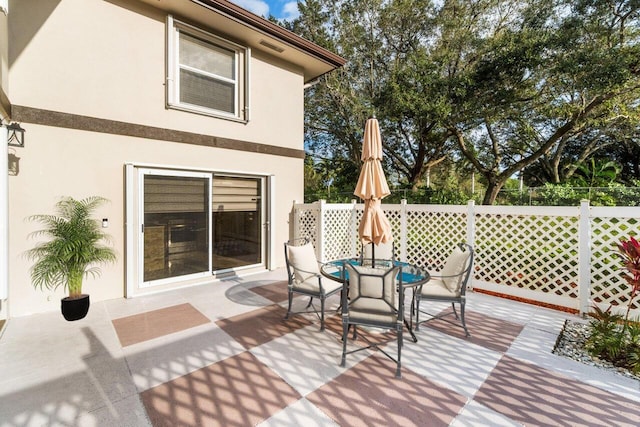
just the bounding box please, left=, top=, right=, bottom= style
left=321, top=207, right=355, bottom=261
left=292, top=202, right=640, bottom=316
left=590, top=216, right=640, bottom=314
left=384, top=206, right=402, bottom=258
left=294, top=205, right=319, bottom=248
left=474, top=213, right=580, bottom=298
left=405, top=210, right=467, bottom=269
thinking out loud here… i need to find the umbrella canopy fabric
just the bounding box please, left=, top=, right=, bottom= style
left=354, top=118, right=393, bottom=245
left=354, top=118, right=390, bottom=200
left=358, top=198, right=393, bottom=245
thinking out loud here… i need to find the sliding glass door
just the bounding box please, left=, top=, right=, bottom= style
left=212, top=175, right=263, bottom=269
left=138, top=169, right=265, bottom=287
left=141, top=170, right=211, bottom=284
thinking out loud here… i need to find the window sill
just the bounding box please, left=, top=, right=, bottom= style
left=167, top=103, right=248, bottom=124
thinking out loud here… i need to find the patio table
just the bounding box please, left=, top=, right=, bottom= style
left=320, top=258, right=430, bottom=342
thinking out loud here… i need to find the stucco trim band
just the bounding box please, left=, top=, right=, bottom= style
left=11, top=105, right=306, bottom=159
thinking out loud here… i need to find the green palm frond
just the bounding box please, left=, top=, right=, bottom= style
left=26, top=197, right=117, bottom=298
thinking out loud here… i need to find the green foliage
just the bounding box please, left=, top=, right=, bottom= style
left=26, top=197, right=117, bottom=298
left=586, top=305, right=625, bottom=360
left=571, top=159, right=621, bottom=188
left=304, top=154, right=361, bottom=203
left=386, top=187, right=473, bottom=205
left=628, top=322, right=640, bottom=373
left=526, top=183, right=640, bottom=206
left=586, top=311, right=640, bottom=373
left=529, top=183, right=588, bottom=206
left=292, top=0, right=640, bottom=205
left=586, top=234, right=640, bottom=373
left=617, top=235, right=640, bottom=327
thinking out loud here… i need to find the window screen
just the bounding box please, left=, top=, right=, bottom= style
left=168, top=17, right=247, bottom=120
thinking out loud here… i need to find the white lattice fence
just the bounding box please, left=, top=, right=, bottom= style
left=473, top=206, right=581, bottom=309
left=384, top=205, right=402, bottom=258
left=320, top=203, right=356, bottom=261
left=590, top=207, right=640, bottom=314
left=292, top=200, right=640, bottom=317
left=404, top=205, right=468, bottom=269
left=292, top=204, right=320, bottom=248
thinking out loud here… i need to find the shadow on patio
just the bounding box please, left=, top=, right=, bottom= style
left=1, top=269, right=639, bottom=426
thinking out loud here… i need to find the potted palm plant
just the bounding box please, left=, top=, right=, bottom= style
left=26, top=196, right=117, bottom=321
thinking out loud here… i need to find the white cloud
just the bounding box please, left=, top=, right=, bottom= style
left=282, top=1, right=301, bottom=20
left=233, top=0, right=270, bottom=18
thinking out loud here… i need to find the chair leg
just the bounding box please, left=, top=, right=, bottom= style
left=306, top=297, right=313, bottom=308
left=409, top=293, right=416, bottom=331
left=341, top=321, right=348, bottom=367
left=451, top=302, right=460, bottom=320
left=414, top=298, right=421, bottom=331
left=320, top=297, right=325, bottom=331
left=285, top=289, right=293, bottom=320
left=396, top=324, right=403, bottom=378
left=460, top=301, right=470, bottom=337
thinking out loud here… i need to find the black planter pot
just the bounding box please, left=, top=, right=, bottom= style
left=61, top=294, right=90, bottom=321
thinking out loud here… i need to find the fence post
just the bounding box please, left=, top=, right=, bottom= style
left=467, top=200, right=476, bottom=289
left=317, top=199, right=325, bottom=262
left=350, top=199, right=357, bottom=257
left=400, top=199, right=408, bottom=262
left=578, top=199, right=591, bottom=317
left=466, top=200, right=476, bottom=246
left=290, top=200, right=298, bottom=241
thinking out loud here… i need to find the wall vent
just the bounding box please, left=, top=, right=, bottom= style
left=259, top=40, right=285, bottom=53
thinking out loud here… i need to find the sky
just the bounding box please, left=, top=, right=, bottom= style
left=231, top=0, right=301, bottom=21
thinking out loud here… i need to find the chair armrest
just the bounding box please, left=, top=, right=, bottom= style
left=288, top=263, right=322, bottom=279
left=288, top=262, right=331, bottom=292
left=429, top=272, right=466, bottom=279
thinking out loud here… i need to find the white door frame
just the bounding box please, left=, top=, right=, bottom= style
left=125, top=164, right=274, bottom=297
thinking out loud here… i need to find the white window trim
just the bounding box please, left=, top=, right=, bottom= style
left=166, top=15, right=250, bottom=122
left=138, top=168, right=213, bottom=289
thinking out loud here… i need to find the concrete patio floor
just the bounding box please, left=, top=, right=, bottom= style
left=1, top=268, right=639, bottom=426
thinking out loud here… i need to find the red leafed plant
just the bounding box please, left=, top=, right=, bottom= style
left=583, top=236, right=640, bottom=376
left=617, top=236, right=640, bottom=328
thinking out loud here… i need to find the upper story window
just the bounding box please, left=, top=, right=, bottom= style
left=167, top=16, right=249, bottom=122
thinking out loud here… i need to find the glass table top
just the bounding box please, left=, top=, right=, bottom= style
left=320, top=258, right=430, bottom=286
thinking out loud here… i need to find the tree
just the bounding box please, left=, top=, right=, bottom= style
left=433, top=0, right=640, bottom=204
left=572, top=158, right=621, bottom=187
left=289, top=0, right=455, bottom=195
left=288, top=0, right=640, bottom=204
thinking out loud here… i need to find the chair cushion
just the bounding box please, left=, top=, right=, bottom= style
left=346, top=264, right=398, bottom=309
left=286, top=242, right=342, bottom=296
left=349, top=298, right=398, bottom=324
left=440, top=246, right=471, bottom=291
left=419, top=278, right=459, bottom=298
left=363, top=241, right=394, bottom=260
left=293, top=275, right=342, bottom=295
left=287, top=242, right=321, bottom=284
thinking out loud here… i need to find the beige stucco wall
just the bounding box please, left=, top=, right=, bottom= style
left=8, top=124, right=303, bottom=317
left=8, top=0, right=304, bottom=149
left=6, top=0, right=307, bottom=317
left=1, top=7, right=9, bottom=324
left=0, top=7, right=7, bottom=93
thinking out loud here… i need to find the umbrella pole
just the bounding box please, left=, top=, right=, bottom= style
left=372, top=244, right=375, bottom=267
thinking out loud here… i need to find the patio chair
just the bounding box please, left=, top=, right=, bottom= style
left=414, top=243, right=474, bottom=337
left=340, top=263, right=404, bottom=378
left=360, top=240, right=395, bottom=267
left=284, top=238, right=342, bottom=331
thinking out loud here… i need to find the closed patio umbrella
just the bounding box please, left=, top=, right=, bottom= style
left=354, top=117, right=393, bottom=246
